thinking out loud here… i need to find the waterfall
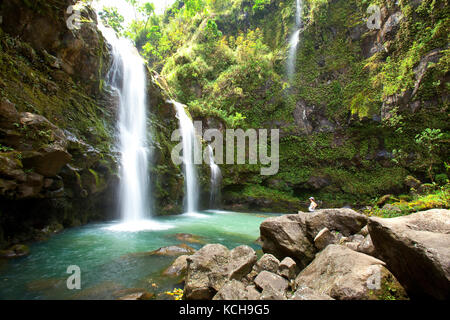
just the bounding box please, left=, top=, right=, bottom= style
left=287, top=0, right=303, bottom=81
left=171, top=101, right=199, bottom=214
left=207, top=145, right=222, bottom=208
left=98, top=18, right=171, bottom=231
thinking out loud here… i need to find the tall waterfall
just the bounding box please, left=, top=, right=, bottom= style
left=287, top=0, right=303, bottom=81
left=207, top=145, right=222, bottom=208
left=171, top=101, right=199, bottom=214
left=98, top=21, right=171, bottom=231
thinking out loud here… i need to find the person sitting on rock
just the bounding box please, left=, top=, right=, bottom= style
left=308, top=197, right=318, bottom=212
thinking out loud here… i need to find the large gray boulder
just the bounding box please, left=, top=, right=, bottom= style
left=213, top=280, right=261, bottom=300
left=290, top=286, right=334, bottom=300
left=184, top=244, right=231, bottom=300
left=295, top=245, right=407, bottom=300
left=305, top=209, right=368, bottom=237
left=259, top=214, right=315, bottom=268
left=184, top=244, right=257, bottom=300
left=228, top=245, right=258, bottom=280
left=259, top=209, right=368, bottom=268
left=368, top=209, right=450, bottom=299
left=254, top=271, right=289, bottom=298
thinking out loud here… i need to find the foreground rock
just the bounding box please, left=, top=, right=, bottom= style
left=368, top=209, right=450, bottom=299
left=260, top=209, right=368, bottom=267
left=184, top=244, right=257, bottom=300
left=290, top=286, right=334, bottom=300
left=162, top=255, right=189, bottom=278
left=260, top=215, right=315, bottom=268
left=295, top=245, right=407, bottom=300
left=212, top=280, right=261, bottom=300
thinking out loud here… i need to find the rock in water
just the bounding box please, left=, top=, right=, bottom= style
left=294, top=245, right=407, bottom=300
left=368, top=209, right=450, bottom=299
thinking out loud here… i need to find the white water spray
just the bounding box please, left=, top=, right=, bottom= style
left=171, top=101, right=199, bottom=214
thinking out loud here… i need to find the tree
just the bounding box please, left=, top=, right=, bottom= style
left=415, top=128, right=445, bottom=182
left=140, top=2, right=155, bottom=30
left=98, top=7, right=125, bottom=34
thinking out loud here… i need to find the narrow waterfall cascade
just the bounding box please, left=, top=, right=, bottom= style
left=207, top=145, right=222, bottom=208
left=287, top=0, right=303, bottom=81
left=98, top=22, right=170, bottom=231
left=171, top=100, right=200, bottom=214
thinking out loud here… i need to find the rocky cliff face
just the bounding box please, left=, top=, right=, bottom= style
left=0, top=0, right=118, bottom=247
left=0, top=0, right=187, bottom=247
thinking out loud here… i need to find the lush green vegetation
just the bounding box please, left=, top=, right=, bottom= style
left=99, top=0, right=449, bottom=211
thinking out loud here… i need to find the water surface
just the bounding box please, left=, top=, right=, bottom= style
left=0, top=210, right=277, bottom=300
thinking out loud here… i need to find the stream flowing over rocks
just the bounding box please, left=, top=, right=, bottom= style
left=168, top=208, right=450, bottom=300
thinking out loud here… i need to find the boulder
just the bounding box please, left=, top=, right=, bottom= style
left=149, top=244, right=196, bottom=256
left=368, top=209, right=450, bottom=299
left=260, top=209, right=368, bottom=268
left=278, top=257, right=297, bottom=280
left=314, top=227, right=338, bottom=251
left=174, top=233, right=204, bottom=244
left=213, top=280, right=261, bottom=300
left=184, top=244, right=231, bottom=300
left=212, top=280, right=246, bottom=300
left=254, top=271, right=289, bottom=296
left=184, top=244, right=257, bottom=300
left=344, top=242, right=360, bottom=252
left=253, top=254, right=280, bottom=274
left=295, top=245, right=407, bottom=300
left=227, top=245, right=257, bottom=281
left=260, top=214, right=315, bottom=268
left=290, top=286, right=334, bottom=300
left=357, top=234, right=377, bottom=257
left=304, top=209, right=368, bottom=237
left=162, top=255, right=189, bottom=278
left=260, top=286, right=287, bottom=300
